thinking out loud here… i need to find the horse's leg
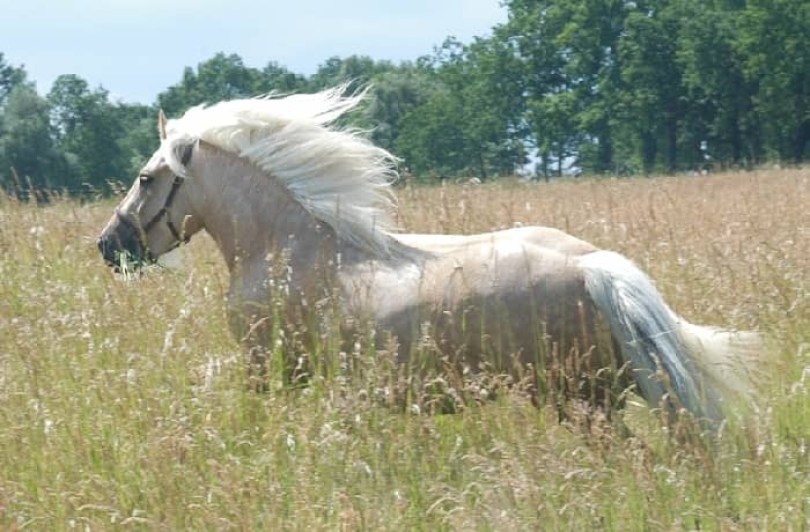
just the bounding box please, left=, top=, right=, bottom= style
left=247, top=344, right=271, bottom=393
left=245, top=320, right=314, bottom=391
left=281, top=325, right=313, bottom=388
left=241, top=315, right=273, bottom=393
left=547, top=334, right=638, bottom=444
left=228, top=303, right=274, bottom=392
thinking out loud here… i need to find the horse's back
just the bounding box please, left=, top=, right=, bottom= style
left=398, top=225, right=600, bottom=342
left=393, top=225, right=598, bottom=257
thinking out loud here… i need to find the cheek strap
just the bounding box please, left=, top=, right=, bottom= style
left=142, top=175, right=190, bottom=244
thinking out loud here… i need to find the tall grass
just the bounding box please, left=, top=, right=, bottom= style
left=1, top=170, right=808, bottom=529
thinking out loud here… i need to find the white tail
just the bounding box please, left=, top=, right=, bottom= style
left=579, top=250, right=762, bottom=427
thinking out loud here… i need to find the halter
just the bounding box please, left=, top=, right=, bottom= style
left=142, top=174, right=187, bottom=242
left=115, top=173, right=190, bottom=260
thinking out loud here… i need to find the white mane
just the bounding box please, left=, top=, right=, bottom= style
left=162, top=85, right=399, bottom=255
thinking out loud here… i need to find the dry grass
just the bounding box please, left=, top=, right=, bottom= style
left=0, top=169, right=808, bottom=529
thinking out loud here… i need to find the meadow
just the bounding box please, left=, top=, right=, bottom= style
left=0, top=169, right=808, bottom=529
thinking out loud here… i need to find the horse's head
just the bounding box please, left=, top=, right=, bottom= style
left=98, top=111, right=202, bottom=270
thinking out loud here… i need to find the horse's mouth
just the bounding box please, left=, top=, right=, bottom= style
left=103, top=253, right=151, bottom=273
left=98, top=236, right=153, bottom=272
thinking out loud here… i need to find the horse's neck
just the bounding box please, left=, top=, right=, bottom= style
left=191, top=147, right=333, bottom=273
left=192, top=146, right=375, bottom=282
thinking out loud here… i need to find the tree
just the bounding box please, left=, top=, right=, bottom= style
left=501, top=0, right=575, bottom=177
left=678, top=0, right=759, bottom=167
left=114, top=102, right=161, bottom=181
left=308, top=55, right=394, bottom=92
left=365, top=64, right=433, bottom=152
left=48, top=75, right=126, bottom=191
left=258, top=61, right=308, bottom=94
left=528, top=91, right=579, bottom=178
left=737, top=0, right=810, bottom=162
left=158, top=53, right=262, bottom=115
left=462, top=36, right=527, bottom=177
left=0, top=85, right=66, bottom=196
left=396, top=85, right=466, bottom=178
left=395, top=38, right=526, bottom=179
left=558, top=0, right=628, bottom=174
left=0, top=53, right=27, bottom=107
left=618, top=1, right=686, bottom=174
left=500, top=0, right=628, bottom=175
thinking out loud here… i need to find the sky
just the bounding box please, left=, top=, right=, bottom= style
left=1, top=0, right=506, bottom=105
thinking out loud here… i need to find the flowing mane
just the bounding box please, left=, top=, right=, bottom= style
left=162, top=85, right=399, bottom=254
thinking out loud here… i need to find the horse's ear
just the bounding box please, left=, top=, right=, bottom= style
left=158, top=109, right=168, bottom=141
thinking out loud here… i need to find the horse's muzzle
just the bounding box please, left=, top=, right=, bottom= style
left=97, top=235, right=119, bottom=267
left=97, top=224, right=149, bottom=270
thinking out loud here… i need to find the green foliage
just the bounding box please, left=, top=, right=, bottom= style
left=48, top=75, right=128, bottom=193
left=0, top=0, right=808, bottom=191
left=113, top=103, right=161, bottom=181
left=501, top=0, right=809, bottom=174
left=309, top=55, right=394, bottom=93
left=157, top=53, right=311, bottom=118
left=0, top=53, right=27, bottom=106
left=501, top=0, right=628, bottom=175
left=365, top=64, right=433, bottom=152
left=260, top=61, right=309, bottom=94
left=396, top=83, right=466, bottom=178
left=0, top=85, right=66, bottom=196
left=158, top=53, right=263, bottom=115
left=396, top=38, right=526, bottom=180
left=737, top=0, right=810, bottom=162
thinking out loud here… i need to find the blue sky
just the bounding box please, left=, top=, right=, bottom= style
left=1, top=0, right=506, bottom=105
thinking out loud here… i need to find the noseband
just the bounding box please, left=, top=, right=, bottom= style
left=115, top=174, right=190, bottom=260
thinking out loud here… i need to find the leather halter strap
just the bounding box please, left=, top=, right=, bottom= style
left=115, top=174, right=190, bottom=260
left=142, top=174, right=187, bottom=243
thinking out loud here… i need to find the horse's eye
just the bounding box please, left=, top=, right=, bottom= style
left=139, top=174, right=155, bottom=187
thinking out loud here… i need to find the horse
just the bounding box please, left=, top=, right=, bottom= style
left=97, top=86, right=762, bottom=430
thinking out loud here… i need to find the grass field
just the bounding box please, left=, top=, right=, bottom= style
left=1, top=169, right=808, bottom=529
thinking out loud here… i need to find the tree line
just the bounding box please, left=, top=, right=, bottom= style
left=1, top=0, right=808, bottom=196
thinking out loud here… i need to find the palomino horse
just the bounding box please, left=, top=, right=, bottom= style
left=98, top=87, right=761, bottom=428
